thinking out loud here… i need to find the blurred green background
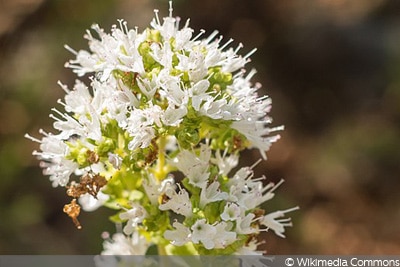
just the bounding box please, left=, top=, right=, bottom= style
left=1, top=0, right=399, bottom=254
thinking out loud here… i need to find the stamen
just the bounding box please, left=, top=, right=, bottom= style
left=269, top=179, right=285, bottom=193
left=175, top=16, right=181, bottom=31
left=57, top=80, right=70, bottom=93
left=205, top=30, right=219, bottom=44
left=245, top=69, right=257, bottom=81
left=233, top=69, right=246, bottom=79
left=64, top=45, right=77, bottom=55
left=154, top=9, right=161, bottom=25
left=24, top=134, right=41, bottom=143
left=244, top=48, right=257, bottom=59
left=251, top=175, right=266, bottom=182
left=118, top=20, right=129, bottom=34
left=117, top=19, right=125, bottom=32
left=281, top=206, right=300, bottom=214
left=57, top=99, right=66, bottom=108
left=269, top=125, right=285, bottom=133
left=91, top=24, right=103, bottom=38
left=124, top=21, right=129, bottom=33
left=192, top=29, right=206, bottom=42
left=49, top=114, right=62, bottom=122
left=183, top=18, right=190, bottom=29
left=250, top=158, right=262, bottom=169
left=234, top=43, right=244, bottom=54
left=220, top=38, right=234, bottom=50
left=169, top=1, right=173, bottom=17
left=38, top=128, right=50, bottom=136
left=259, top=227, right=270, bottom=232
left=51, top=107, right=77, bottom=122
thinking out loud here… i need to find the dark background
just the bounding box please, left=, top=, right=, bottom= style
left=1, top=0, right=399, bottom=254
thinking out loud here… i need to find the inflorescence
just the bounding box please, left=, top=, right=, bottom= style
left=26, top=2, right=298, bottom=255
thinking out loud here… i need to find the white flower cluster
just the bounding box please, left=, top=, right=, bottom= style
left=161, top=145, right=299, bottom=253
left=64, top=9, right=283, bottom=157
left=26, top=2, right=297, bottom=255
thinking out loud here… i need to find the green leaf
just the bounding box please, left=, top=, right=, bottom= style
left=109, top=212, right=123, bottom=223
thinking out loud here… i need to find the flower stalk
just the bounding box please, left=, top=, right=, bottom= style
left=155, top=135, right=167, bottom=181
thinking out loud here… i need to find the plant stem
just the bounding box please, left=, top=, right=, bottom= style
left=155, top=135, right=167, bottom=181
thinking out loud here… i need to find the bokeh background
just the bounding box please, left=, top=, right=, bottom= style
left=1, top=0, right=400, bottom=254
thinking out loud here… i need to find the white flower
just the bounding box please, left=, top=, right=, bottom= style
left=172, top=144, right=211, bottom=188
left=42, top=157, right=77, bottom=187
left=125, top=105, right=164, bottom=150
left=158, top=70, right=189, bottom=107
left=136, top=77, right=157, bottom=100
left=163, top=105, right=187, bottom=126
left=52, top=81, right=104, bottom=142
left=221, top=44, right=255, bottom=73
left=59, top=80, right=92, bottom=115
left=151, top=15, right=177, bottom=41
left=175, top=49, right=208, bottom=82
left=260, top=207, right=299, bottom=238
left=65, top=21, right=145, bottom=81
left=199, top=95, right=230, bottom=120
left=244, top=179, right=286, bottom=210
left=25, top=131, right=78, bottom=187
left=235, top=213, right=258, bottom=235
left=227, top=166, right=286, bottom=210
left=150, top=41, right=174, bottom=69
left=212, top=222, right=237, bottom=249
left=220, top=202, right=241, bottom=221
left=231, top=121, right=282, bottom=160
left=79, top=191, right=109, bottom=212
left=159, top=185, right=192, bottom=217
left=119, top=203, right=148, bottom=235
left=199, top=181, right=228, bottom=208
left=210, top=149, right=239, bottom=176
left=228, top=166, right=254, bottom=188
left=142, top=174, right=175, bottom=205
left=191, top=219, right=217, bottom=250
left=234, top=239, right=265, bottom=256
left=226, top=166, right=256, bottom=205
left=188, top=79, right=211, bottom=111
left=164, top=221, right=191, bottom=246
left=48, top=108, right=86, bottom=140
left=101, top=231, right=149, bottom=255
left=174, top=24, right=194, bottom=50
left=108, top=153, right=123, bottom=169
left=191, top=219, right=236, bottom=250
left=127, top=126, right=155, bottom=151
left=94, top=79, right=139, bottom=128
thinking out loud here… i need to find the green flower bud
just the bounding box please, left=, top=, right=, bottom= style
left=139, top=41, right=157, bottom=68
left=176, top=127, right=200, bottom=149
left=96, top=137, right=115, bottom=156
